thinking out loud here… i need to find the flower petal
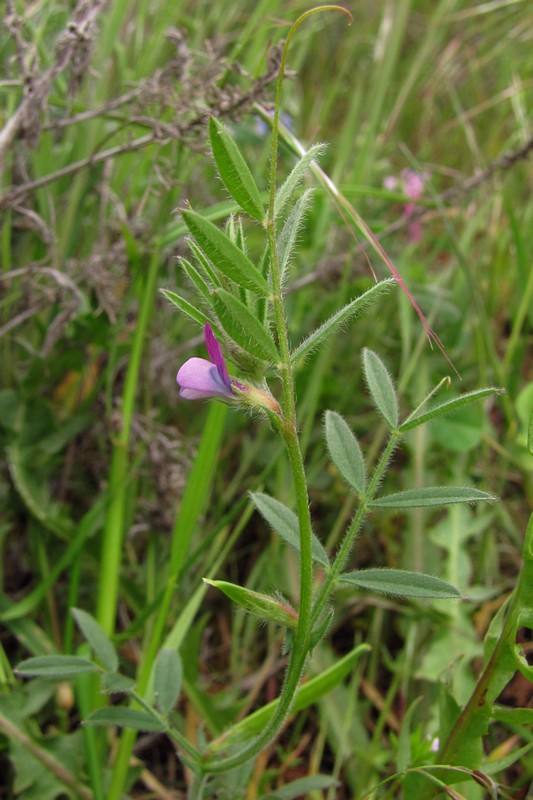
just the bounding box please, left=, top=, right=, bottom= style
left=401, top=169, right=425, bottom=201
left=204, top=323, right=231, bottom=388
left=177, top=357, right=234, bottom=400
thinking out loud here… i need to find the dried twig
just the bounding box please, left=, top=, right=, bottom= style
left=0, top=0, right=106, bottom=176
left=0, top=54, right=280, bottom=209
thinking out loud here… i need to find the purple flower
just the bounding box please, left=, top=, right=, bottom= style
left=177, top=324, right=245, bottom=401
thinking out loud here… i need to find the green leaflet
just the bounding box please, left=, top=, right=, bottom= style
left=362, top=348, right=399, bottom=429
left=178, top=256, right=213, bottom=302
left=182, top=209, right=270, bottom=295
left=208, top=643, right=370, bottom=752
left=339, top=568, right=461, bottom=599
left=492, top=706, right=533, bottom=725
left=291, top=280, right=393, bottom=365
left=209, top=117, right=265, bottom=221
left=187, top=239, right=222, bottom=287
left=83, top=707, right=165, bottom=732
left=400, top=387, right=504, bottom=432
left=250, top=491, right=329, bottom=567
left=153, top=649, right=182, bottom=715
left=262, top=774, right=339, bottom=799
left=437, top=514, right=533, bottom=768
left=370, top=486, right=497, bottom=509
left=100, top=673, right=136, bottom=694
left=72, top=608, right=118, bottom=672
left=15, top=655, right=99, bottom=678
left=274, top=142, right=327, bottom=220
left=324, top=410, right=366, bottom=494
left=160, top=288, right=214, bottom=330
left=212, top=289, right=279, bottom=363
left=277, top=189, right=313, bottom=280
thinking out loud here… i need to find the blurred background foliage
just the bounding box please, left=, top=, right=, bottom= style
left=1, top=0, right=532, bottom=796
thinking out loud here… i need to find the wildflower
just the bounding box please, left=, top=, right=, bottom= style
left=384, top=168, right=429, bottom=242
left=177, top=324, right=281, bottom=415
left=177, top=323, right=246, bottom=401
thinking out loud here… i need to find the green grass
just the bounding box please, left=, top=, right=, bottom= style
left=1, top=1, right=533, bottom=798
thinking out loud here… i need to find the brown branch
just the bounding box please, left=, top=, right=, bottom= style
left=0, top=0, right=106, bottom=177
left=41, top=89, right=143, bottom=130
left=0, top=54, right=280, bottom=210
left=440, top=132, right=533, bottom=201
left=0, top=133, right=159, bottom=208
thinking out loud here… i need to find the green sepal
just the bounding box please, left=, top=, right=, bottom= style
left=204, top=579, right=298, bottom=629
left=209, top=117, right=265, bottom=221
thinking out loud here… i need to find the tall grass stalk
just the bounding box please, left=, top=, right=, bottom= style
left=107, top=402, right=227, bottom=799
left=96, top=252, right=161, bottom=636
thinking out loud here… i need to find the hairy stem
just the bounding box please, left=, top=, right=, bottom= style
left=312, top=432, right=400, bottom=624
left=196, top=7, right=351, bottom=777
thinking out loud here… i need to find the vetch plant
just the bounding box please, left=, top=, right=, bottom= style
left=13, top=6, right=532, bottom=800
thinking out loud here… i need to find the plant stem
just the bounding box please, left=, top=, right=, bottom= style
left=312, top=433, right=400, bottom=625
left=196, top=8, right=352, bottom=776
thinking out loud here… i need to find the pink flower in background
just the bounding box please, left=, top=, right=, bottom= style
left=177, top=323, right=246, bottom=401
left=385, top=168, right=429, bottom=242
left=401, top=169, right=426, bottom=202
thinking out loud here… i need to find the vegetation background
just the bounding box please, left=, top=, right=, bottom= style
left=1, top=0, right=532, bottom=797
